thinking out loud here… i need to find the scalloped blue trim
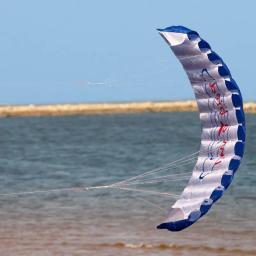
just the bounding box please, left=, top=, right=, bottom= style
left=207, top=52, right=222, bottom=64
left=157, top=25, right=193, bottom=33
left=157, top=219, right=193, bottom=232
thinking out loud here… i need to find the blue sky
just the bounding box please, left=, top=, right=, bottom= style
left=0, top=0, right=255, bottom=104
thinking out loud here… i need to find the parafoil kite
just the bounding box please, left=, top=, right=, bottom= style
left=156, top=26, right=245, bottom=231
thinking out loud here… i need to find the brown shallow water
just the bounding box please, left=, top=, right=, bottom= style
left=1, top=220, right=255, bottom=256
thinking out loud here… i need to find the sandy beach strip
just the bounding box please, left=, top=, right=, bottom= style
left=0, top=101, right=255, bottom=117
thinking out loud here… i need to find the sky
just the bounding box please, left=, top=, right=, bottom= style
left=0, top=0, right=255, bottom=104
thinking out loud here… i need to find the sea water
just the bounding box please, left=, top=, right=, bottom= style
left=0, top=112, right=255, bottom=256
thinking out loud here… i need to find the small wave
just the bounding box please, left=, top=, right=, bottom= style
left=235, top=195, right=256, bottom=200
left=96, top=242, right=256, bottom=255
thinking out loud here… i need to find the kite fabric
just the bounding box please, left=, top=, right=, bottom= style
left=157, top=26, right=245, bottom=231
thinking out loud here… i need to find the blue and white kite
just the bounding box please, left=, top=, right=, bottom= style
left=156, top=26, right=245, bottom=231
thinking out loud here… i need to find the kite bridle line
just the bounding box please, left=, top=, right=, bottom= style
left=0, top=148, right=220, bottom=200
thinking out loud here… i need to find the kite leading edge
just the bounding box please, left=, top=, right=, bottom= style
left=157, top=26, right=245, bottom=231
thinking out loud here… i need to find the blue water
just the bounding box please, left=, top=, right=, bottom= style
left=0, top=112, right=255, bottom=256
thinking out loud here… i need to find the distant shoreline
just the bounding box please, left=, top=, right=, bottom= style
left=0, top=101, right=255, bottom=117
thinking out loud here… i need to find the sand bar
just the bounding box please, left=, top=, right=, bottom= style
left=0, top=101, right=255, bottom=117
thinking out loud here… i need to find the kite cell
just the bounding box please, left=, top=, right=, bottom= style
left=156, top=26, right=245, bottom=231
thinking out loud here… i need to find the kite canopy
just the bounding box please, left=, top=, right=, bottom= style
left=157, top=26, right=245, bottom=231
